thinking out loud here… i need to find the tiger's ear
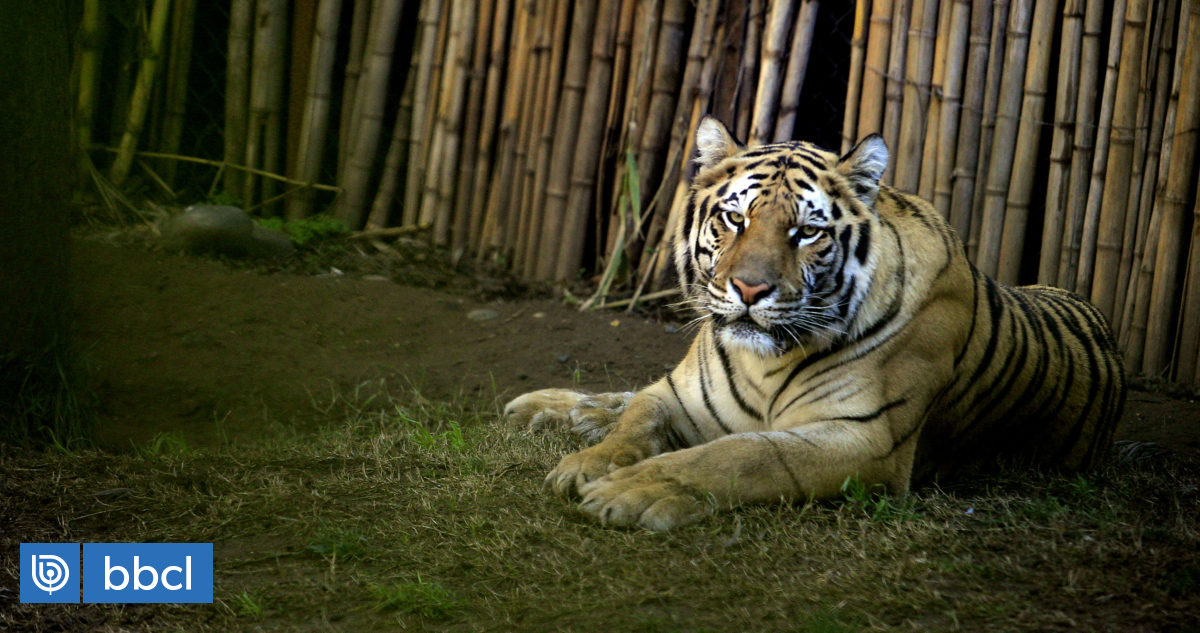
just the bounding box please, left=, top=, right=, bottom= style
left=837, top=134, right=888, bottom=205
left=694, top=115, right=742, bottom=170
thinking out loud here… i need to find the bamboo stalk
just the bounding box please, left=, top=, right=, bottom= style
left=881, top=0, right=912, bottom=183
left=75, top=0, right=102, bottom=163
left=1124, top=4, right=1192, bottom=370
left=92, top=146, right=340, bottom=191
left=287, top=0, right=343, bottom=221
left=1090, top=0, right=1150, bottom=319
left=1057, top=0, right=1106, bottom=290
left=1073, top=0, right=1128, bottom=296
left=994, top=0, right=1056, bottom=284
left=841, top=0, right=870, bottom=152
left=1178, top=161, right=1200, bottom=383
left=365, top=55, right=417, bottom=228
left=478, top=0, right=528, bottom=254
left=893, top=0, right=937, bottom=192
left=223, top=0, right=253, bottom=196
left=774, top=0, right=820, bottom=142
left=556, top=0, right=621, bottom=280
left=931, top=0, right=970, bottom=220
left=974, top=0, right=1032, bottom=277
left=1036, top=0, right=1085, bottom=284
left=918, top=0, right=953, bottom=200
left=242, top=0, right=288, bottom=209
left=856, top=0, right=893, bottom=140
left=110, top=0, right=172, bottom=187
left=465, top=0, right=510, bottom=254
left=597, top=0, right=638, bottom=259
left=1113, top=0, right=1167, bottom=333
left=947, top=0, right=997, bottom=241
left=1144, top=0, right=1200, bottom=376
left=502, top=2, right=548, bottom=263
left=401, top=0, right=441, bottom=225
left=449, top=0, right=496, bottom=256
left=157, top=0, right=196, bottom=186
left=735, top=0, right=764, bottom=140
left=749, top=0, right=797, bottom=145
left=337, top=0, right=372, bottom=179
left=334, top=0, right=403, bottom=229
left=420, top=0, right=476, bottom=245
left=535, top=0, right=598, bottom=279
left=284, top=0, right=317, bottom=186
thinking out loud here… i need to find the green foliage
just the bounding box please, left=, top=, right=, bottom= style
left=306, top=527, right=369, bottom=559
left=204, top=190, right=243, bottom=207
left=136, top=431, right=192, bottom=457
left=0, top=344, right=92, bottom=449
left=254, top=214, right=350, bottom=248
left=232, top=590, right=264, bottom=617
left=839, top=476, right=918, bottom=523
left=369, top=578, right=461, bottom=619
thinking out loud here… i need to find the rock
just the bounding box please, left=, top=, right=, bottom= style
left=159, top=205, right=293, bottom=259
left=467, top=309, right=500, bottom=322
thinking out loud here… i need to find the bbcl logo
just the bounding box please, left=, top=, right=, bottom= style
left=21, top=543, right=212, bottom=604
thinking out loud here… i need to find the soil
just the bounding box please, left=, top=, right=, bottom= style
left=71, top=239, right=1200, bottom=456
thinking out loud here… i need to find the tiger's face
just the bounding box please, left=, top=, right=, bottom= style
left=675, top=117, right=889, bottom=356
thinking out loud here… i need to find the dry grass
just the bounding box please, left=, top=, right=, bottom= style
left=2, top=388, right=1198, bottom=632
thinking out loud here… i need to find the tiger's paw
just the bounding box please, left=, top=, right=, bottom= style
left=504, top=389, right=633, bottom=443
left=576, top=458, right=713, bottom=531
left=543, top=439, right=648, bottom=498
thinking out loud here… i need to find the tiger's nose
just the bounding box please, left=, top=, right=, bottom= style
left=731, top=278, right=773, bottom=305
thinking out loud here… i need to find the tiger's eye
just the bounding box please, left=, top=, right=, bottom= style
left=726, top=211, right=745, bottom=225
left=801, top=225, right=820, bottom=238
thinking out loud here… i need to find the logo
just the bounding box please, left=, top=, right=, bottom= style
left=20, top=543, right=80, bottom=603
left=21, top=543, right=212, bottom=603
left=83, top=543, right=213, bottom=603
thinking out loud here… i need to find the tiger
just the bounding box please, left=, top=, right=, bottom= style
left=505, top=115, right=1126, bottom=531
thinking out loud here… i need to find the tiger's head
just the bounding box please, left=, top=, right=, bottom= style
left=674, top=116, right=889, bottom=356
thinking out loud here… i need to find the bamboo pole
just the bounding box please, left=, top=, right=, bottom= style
left=1090, top=0, right=1150, bottom=319
left=157, top=0, right=196, bottom=186
left=401, top=0, right=442, bottom=225
left=478, top=0, right=529, bottom=254
left=449, top=0, right=496, bottom=256
left=241, top=0, right=288, bottom=209
left=947, top=0, right=997, bottom=240
left=856, top=0, right=893, bottom=141
left=535, top=0, right=598, bottom=279
left=918, top=0, right=952, bottom=200
left=881, top=0, right=912, bottom=183
left=735, top=0, right=764, bottom=140
left=223, top=0, right=253, bottom=196
left=287, top=0, right=343, bottom=221
left=1057, top=0, right=1106, bottom=290
left=337, top=0, right=371, bottom=179
left=841, top=0, right=871, bottom=152
left=556, top=0, right=621, bottom=280
left=974, top=0, right=1032, bottom=277
left=1073, top=0, right=1128, bottom=296
left=749, top=0, right=796, bottom=145
left=1113, top=0, right=1168, bottom=332
left=284, top=0, right=317, bottom=186
left=110, top=0, right=172, bottom=187
left=1144, top=0, right=1200, bottom=376
left=1037, top=0, right=1085, bottom=284
left=464, top=0, right=509, bottom=254
left=963, top=0, right=1008, bottom=259
left=597, top=0, right=638, bottom=259
left=1178, top=162, right=1200, bottom=382
left=931, top=0, right=970, bottom=220
left=774, top=0, right=820, bottom=142
left=334, top=0, right=403, bottom=229
left=1124, top=4, right=1192, bottom=370
left=994, top=0, right=1055, bottom=284
left=366, top=56, right=417, bottom=228
left=893, top=0, right=937, bottom=192
left=75, top=0, right=102, bottom=163
left=421, top=0, right=476, bottom=245
left=504, top=2, right=549, bottom=264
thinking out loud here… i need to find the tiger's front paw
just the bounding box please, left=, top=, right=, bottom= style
left=544, top=440, right=648, bottom=498
left=504, top=388, right=633, bottom=443
left=577, top=458, right=713, bottom=531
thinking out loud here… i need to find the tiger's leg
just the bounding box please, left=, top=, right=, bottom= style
left=504, top=388, right=635, bottom=443
left=575, top=419, right=917, bottom=531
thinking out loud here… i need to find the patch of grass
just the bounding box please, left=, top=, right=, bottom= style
left=135, top=430, right=192, bottom=457
left=255, top=214, right=349, bottom=248
left=368, top=577, right=461, bottom=619
left=3, top=386, right=1199, bottom=632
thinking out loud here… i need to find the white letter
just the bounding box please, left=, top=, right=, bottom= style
left=185, top=555, right=192, bottom=591
left=133, top=556, right=158, bottom=590
left=104, top=556, right=128, bottom=591
left=162, top=565, right=183, bottom=590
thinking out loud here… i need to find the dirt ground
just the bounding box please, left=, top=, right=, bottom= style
left=72, top=239, right=1200, bottom=456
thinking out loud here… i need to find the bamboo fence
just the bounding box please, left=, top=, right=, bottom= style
left=77, top=0, right=1200, bottom=389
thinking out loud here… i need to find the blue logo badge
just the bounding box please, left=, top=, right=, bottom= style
left=82, top=543, right=213, bottom=603
left=20, top=543, right=81, bottom=603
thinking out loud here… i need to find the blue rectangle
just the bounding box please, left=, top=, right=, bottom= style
left=21, top=543, right=81, bottom=603
left=82, top=543, right=213, bottom=603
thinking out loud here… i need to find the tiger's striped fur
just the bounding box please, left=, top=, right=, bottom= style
left=507, top=116, right=1125, bottom=531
